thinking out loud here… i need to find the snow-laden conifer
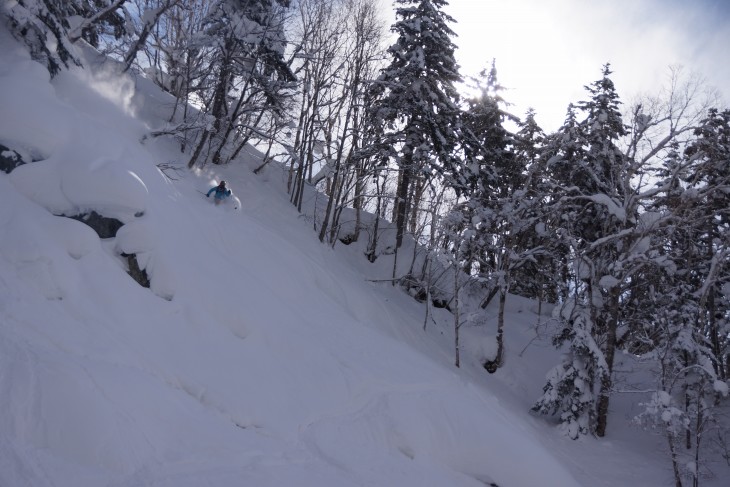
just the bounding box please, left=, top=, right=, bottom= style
left=367, top=0, right=462, bottom=250
left=535, top=64, right=637, bottom=437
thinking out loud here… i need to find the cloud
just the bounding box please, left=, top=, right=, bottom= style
left=447, top=0, right=729, bottom=131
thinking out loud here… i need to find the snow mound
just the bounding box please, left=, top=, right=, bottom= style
left=61, top=156, right=148, bottom=219
left=11, top=156, right=148, bottom=221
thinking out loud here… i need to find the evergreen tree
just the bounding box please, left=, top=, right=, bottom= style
left=636, top=111, right=730, bottom=485
left=451, top=61, right=515, bottom=275
left=535, top=64, right=636, bottom=437
left=681, top=108, right=730, bottom=381
left=532, top=303, right=609, bottom=438
left=367, top=0, right=462, bottom=249
left=507, top=108, right=554, bottom=301
left=446, top=64, right=552, bottom=372
left=459, top=60, right=517, bottom=198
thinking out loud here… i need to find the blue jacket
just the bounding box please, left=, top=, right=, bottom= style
left=207, top=186, right=231, bottom=200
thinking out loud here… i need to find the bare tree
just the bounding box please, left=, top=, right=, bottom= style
left=624, top=65, right=721, bottom=175
left=187, top=0, right=295, bottom=169
left=317, top=0, right=386, bottom=245
left=121, top=0, right=180, bottom=73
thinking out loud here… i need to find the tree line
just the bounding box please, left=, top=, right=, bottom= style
left=3, top=1, right=728, bottom=484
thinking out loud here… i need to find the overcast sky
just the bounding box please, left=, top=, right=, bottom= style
left=443, top=0, right=730, bottom=131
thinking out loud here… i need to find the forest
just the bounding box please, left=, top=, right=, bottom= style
left=3, top=1, right=728, bottom=486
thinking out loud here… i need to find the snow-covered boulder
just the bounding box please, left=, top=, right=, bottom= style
left=60, top=156, right=148, bottom=221
left=11, top=155, right=148, bottom=223
left=0, top=177, right=101, bottom=300
left=115, top=219, right=174, bottom=300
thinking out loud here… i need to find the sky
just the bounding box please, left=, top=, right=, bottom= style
left=444, top=0, right=730, bottom=131
left=0, top=22, right=729, bottom=487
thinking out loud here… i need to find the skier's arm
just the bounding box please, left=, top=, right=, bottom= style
left=207, top=188, right=215, bottom=197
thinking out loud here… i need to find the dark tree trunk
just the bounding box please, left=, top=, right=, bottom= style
left=189, top=38, right=233, bottom=168
left=596, top=288, right=619, bottom=437
left=394, top=154, right=412, bottom=249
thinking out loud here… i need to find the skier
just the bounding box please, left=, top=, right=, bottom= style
left=206, top=180, right=232, bottom=206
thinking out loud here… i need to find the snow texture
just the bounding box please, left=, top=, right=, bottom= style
left=0, top=27, right=723, bottom=487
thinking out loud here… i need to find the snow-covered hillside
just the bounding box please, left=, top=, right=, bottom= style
left=0, top=30, right=719, bottom=487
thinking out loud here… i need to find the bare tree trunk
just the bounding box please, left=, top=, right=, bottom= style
left=409, top=176, right=425, bottom=235
left=68, top=0, right=127, bottom=43
left=319, top=95, right=353, bottom=243
left=319, top=160, right=342, bottom=242
left=288, top=88, right=309, bottom=193
left=423, top=254, right=432, bottom=330
left=596, top=288, right=620, bottom=437
left=707, top=290, right=724, bottom=379
left=391, top=244, right=400, bottom=285
left=454, top=265, right=461, bottom=368
left=213, top=74, right=263, bottom=164
left=329, top=170, right=356, bottom=245
left=484, top=282, right=507, bottom=373
left=366, top=172, right=383, bottom=262
left=667, top=432, right=684, bottom=487
left=391, top=169, right=402, bottom=224
left=692, top=390, right=704, bottom=487
left=394, top=156, right=412, bottom=249
left=480, top=287, right=499, bottom=309
left=253, top=129, right=276, bottom=174
left=296, top=138, right=316, bottom=211
left=685, top=382, right=692, bottom=450
left=123, top=1, right=178, bottom=73
left=188, top=37, right=233, bottom=168
left=495, top=289, right=506, bottom=366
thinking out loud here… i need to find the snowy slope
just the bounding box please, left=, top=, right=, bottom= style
left=0, top=30, right=713, bottom=487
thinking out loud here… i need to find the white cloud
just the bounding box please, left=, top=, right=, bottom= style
left=447, top=0, right=730, bottom=131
